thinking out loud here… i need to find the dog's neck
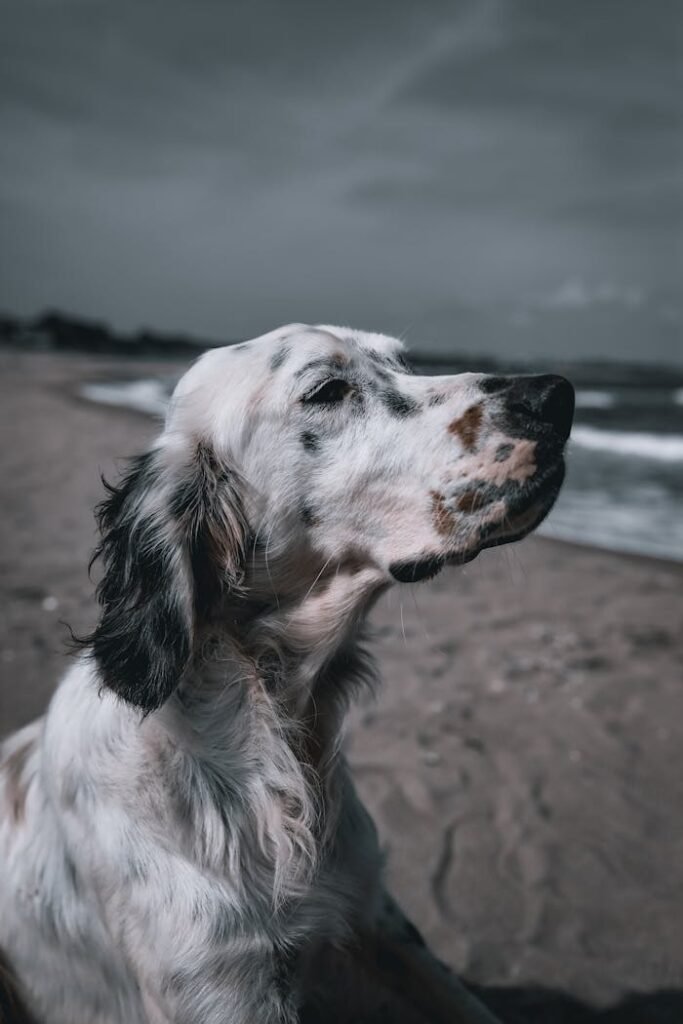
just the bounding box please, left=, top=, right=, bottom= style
left=200, top=565, right=383, bottom=744
left=249, top=564, right=383, bottom=682
left=150, top=570, right=381, bottom=904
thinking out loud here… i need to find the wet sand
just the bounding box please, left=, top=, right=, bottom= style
left=2, top=348, right=683, bottom=1022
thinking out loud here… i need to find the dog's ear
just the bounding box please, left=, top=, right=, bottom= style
left=81, top=442, right=248, bottom=711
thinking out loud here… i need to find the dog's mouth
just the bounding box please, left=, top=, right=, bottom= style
left=388, top=556, right=450, bottom=584
left=389, top=454, right=566, bottom=585
left=475, top=456, right=566, bottom=551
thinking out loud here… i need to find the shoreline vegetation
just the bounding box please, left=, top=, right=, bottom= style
left=2, top=308, right=682, bottom=388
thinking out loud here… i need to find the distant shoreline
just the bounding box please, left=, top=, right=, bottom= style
left=2, top=310, right=683, bottom=388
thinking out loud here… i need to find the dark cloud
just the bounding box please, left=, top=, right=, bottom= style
left=0, top=0, right=680, bottom=363
left=396, top=0, right=681, bottom=126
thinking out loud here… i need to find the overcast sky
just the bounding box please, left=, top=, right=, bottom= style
left=1, top=0, right=680, bottom=362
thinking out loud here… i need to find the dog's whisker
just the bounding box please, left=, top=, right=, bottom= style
left=262, top=518, right=280, bottom=609
left=408, top=586, right=433, bottom=644
left=301, top=554, right=335, bottom=604
left=400, top=601, right=407, bottom=647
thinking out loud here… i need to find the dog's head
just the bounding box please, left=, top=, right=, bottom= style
left=86, top=324, right=573, bottom=709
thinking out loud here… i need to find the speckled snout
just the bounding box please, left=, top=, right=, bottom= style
left=410, top=373, right=576, bottom=580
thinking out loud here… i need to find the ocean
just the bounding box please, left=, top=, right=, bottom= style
left=543, top=385, right=683, bottom=562
left=80, top=369, right=683, bottom=564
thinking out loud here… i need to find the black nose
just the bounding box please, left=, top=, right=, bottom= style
left=503, top=374, right=575, bottom=441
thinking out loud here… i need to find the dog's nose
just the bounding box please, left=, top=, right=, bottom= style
left=503, top=374, right=575, bottom=441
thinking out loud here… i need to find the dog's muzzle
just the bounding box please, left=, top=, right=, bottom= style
left=489, top=373, right=575, bottom=445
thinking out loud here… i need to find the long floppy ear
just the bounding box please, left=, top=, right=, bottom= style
left=80, top=441, right=248, bottom=711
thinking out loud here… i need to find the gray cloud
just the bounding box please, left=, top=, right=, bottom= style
left=0, top=0, right=680, bottom=363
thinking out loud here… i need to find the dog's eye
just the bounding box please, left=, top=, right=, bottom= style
left=302, top=379, right=351, bottom=405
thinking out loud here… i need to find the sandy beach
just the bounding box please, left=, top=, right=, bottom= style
left=1, top=348, right=682, bottom=1023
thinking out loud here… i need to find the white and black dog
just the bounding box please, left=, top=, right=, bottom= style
left=0, top=324, right=573, bottom=1024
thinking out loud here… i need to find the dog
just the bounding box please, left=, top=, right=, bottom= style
left=0, top=324, right=574, bottom=1024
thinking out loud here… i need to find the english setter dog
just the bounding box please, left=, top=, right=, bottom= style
left=0, top=324, right=573, bottom=1024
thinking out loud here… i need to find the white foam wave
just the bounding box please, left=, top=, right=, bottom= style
left=80, top=379, right=171, bottom=417
left=575, top=390, right=615, bottom=409
left=540, top=488, right=683, bottom=562
left=571, top=425, right=683, bottom=462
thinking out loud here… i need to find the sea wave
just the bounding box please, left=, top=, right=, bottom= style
left=571, top=426, right=683, bottom=462
left=540, top=487, right=683, bottom=562
left=674, top=388, right=683, bottom=407
left=80, top=379, right=170, bottom=417
left=575, top=389, right=615, bottom=409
